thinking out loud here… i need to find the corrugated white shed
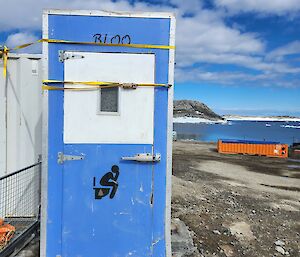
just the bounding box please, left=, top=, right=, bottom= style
left=0, top=53, right=42, bottom=176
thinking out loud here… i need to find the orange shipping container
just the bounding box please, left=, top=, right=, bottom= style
left=217, top=139, right=288, bottom=158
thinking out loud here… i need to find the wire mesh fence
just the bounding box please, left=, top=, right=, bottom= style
left=0, top=162, right=41, bottom=220
left=0, top=162, right=41, bottom=253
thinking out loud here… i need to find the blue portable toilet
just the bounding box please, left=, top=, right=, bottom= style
left=41, top=10, right=176, bottom=257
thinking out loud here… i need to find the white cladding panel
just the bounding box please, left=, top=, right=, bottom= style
left=0, top=54, right=42, bottom=176
left=64, top=52, right=155, bottom=144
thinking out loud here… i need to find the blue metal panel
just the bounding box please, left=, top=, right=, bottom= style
left=152, top=87, right=169, bottom=257
left=62, top=144, right=154, bottom=257
left=47, top=14, right=171, bottom=257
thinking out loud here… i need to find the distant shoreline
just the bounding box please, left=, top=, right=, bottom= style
left=224, top=116, right=300, bottom=122
left=173, top=117, right=226, bottom=124
left=173, top=100, right=300, bottom=124
left=173, top=116, right=300, bottom=124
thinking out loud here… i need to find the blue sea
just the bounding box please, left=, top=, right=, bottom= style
left=173, top=120, right=300, bottom=145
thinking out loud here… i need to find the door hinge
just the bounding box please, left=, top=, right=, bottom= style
left=121, top=153, right=161, bottom=162
left=57, top=152, right=85, bottom=164
left=58, top=50, right=85, bottom=62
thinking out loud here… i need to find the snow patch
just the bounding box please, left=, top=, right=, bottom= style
left=224, top=115, right=300, bottom=122
left=173, top=117, right=226, bottom=124
left=280, top=125, right=300, bottom=129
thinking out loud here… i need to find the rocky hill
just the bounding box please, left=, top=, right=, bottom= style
left=174, top=100, right=223, bottom=121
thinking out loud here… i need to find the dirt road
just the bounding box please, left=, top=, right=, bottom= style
left=171, top=141, right=300, bottom=257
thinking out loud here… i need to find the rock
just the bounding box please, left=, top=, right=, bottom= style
left=171, top=218, right=199, bottom=257
left=275, top=246, right=286, bottom=255
left=199, top=197, right=208, bottom=201
left=213, top=230, right=221, bottom=235
left=229, top=221, right=256, bottom=242
left=274, top=240, right=285, bottom=246
left=220, top=244, right=235, bottom=257
left=173, top=100, right=223, bottom=120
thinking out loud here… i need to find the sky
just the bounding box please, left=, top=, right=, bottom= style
left=1, top=0, right=300, bottom=116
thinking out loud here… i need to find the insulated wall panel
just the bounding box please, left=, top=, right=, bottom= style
left=0, top=54, right=43, bottom=175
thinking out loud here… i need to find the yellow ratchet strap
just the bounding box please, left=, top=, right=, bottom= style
left=1, top=39, right=175, bottom=78
left=0, top=46, right=9, bottom=78
left=41, top=39, right=176, bottom=50
left=1, top=41, right=44, bottom=78
left=42, top=80, right=170, bottom=91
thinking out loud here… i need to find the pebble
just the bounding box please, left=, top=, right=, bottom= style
left=213, top=230, right=221, bottom=235
left=274, top=240, right=285, bottom=246
left=275, top=246, right=285, bottom=255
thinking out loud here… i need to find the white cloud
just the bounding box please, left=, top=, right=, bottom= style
left=1, top=0, right=266, bottom=62
left=1, top=0, right=299, bottom=87
left=175, top=11, right=267, bottom=71
left=215, top=0, right=300, bottom=15
left=5, top=32, right=41, bottom=53
left=0, top=0, right=176, bottom=31
left=176, top=12, right=264, bottom=61
left=170, top=0, right=203, bottom=14
left=175, top=67, right=300, bottom=88
left=267, top=41, right=300, bottom=61
left=174, top=12, right=300, bottom=74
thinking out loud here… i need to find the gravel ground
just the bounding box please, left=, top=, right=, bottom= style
left=171, top=141, right=300, bottom=257
left=13, top=141, right=300, bottom=256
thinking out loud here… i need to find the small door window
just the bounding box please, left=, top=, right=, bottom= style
left=99, top=87, right=119, bottom=113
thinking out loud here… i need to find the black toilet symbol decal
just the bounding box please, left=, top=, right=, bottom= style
left=93, top=165, right=119, bottom=200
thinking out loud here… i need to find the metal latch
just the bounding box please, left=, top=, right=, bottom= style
left=57, top=152, right=85, bottom=164
left=121, top=83, right=138, bottom=89
left=121, top=153, right=161, bottom=162
left=58, top=51, right=85, bottom=62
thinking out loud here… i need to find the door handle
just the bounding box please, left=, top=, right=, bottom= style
left=121, top=153, right=161, bottom=162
